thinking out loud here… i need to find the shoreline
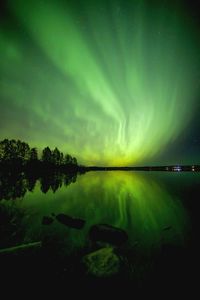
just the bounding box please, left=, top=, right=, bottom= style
left=80, top=165, right=200, bottom=172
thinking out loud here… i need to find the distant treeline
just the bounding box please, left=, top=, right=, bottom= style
left=0, top=139, right=78, bottom=170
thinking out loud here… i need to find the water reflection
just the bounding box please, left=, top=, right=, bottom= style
left=0, top=171, right=77, bottom=200
left=3, top=171, right=187, bottom=252
left=59, top=172, right=188, bottom=249
left=0, top=171, right=197, bottom=287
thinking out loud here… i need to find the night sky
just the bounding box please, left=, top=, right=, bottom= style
left=0, top=0, right=200, bottom=166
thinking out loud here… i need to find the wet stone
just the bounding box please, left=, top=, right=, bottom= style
left=82, top=247, right=120, bottom=278
left=55, top=213, right=85, bottom=229
left=89, top=224, right=128, bottom=245
left=42, top=216, right=54, bottom=225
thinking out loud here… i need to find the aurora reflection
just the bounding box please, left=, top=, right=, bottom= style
left=20, top=172, right=188, bottom=250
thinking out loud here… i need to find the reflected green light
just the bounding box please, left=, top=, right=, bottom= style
left=1, top=0, right=199, bottom=165
left=22, top=172, right=188, bottom=250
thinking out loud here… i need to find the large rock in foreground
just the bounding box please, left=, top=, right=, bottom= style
left=89, top=224, right=128, bottom=245
left=82, top=247, right=120, bottom=278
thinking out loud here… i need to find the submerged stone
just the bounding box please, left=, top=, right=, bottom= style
left=42, top=216, right=54, bottom=225
left=89, top=224, right=128, bottom=245
left=82, top=247, right=120, bottom=278
left=55, top=213, right=85, bottom=229
left=163, top=226, right=172, bottom=231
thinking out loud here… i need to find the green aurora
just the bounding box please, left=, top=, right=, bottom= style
left=0, top=0, right=200, bottom=165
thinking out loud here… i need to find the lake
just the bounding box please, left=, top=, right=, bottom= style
left=0, top=170, right=199, bottom=290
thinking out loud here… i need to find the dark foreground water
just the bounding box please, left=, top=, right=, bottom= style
left=0, top=171, right=199, bottom=292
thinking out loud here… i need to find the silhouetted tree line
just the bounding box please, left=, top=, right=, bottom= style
left=0, top=139, right=78, bottom=170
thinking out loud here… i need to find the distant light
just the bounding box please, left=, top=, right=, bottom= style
left=173, top=166, right=182, bottom=172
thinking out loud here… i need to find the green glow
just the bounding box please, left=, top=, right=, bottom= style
left=21, top=172, right=188, bottom=250
left=0, top=0, right=199, bottom=165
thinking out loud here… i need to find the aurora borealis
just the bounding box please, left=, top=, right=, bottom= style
left=0, top=0, right=200, bottom=166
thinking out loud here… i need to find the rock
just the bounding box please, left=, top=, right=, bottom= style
left=163, top=226, right=172, bottom=231
left=42, top=216, right=54, bottom=225
left=55, top=213, right=85, bottom=229
left=82, top=247, right=120, bottom=278
left=89, top=224, right=128, bottom=245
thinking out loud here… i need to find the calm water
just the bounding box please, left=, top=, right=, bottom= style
left=0, top=171, right=199, bottom=287
left=1, top=171, right=199, bottom=248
